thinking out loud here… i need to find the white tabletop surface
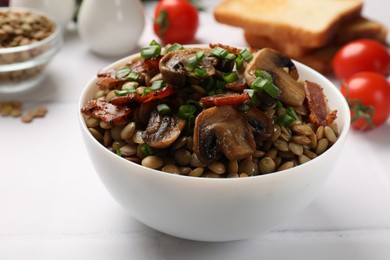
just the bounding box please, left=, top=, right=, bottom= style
left=1, top=0, right=390, bottom=259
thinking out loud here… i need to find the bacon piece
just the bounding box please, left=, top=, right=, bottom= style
left=199, top=93, right=250, bottom=108
left=304, top=80, right=337, bottom=126
left=81, top=99, right=131, bottom=125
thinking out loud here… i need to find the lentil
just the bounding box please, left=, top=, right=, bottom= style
left=141, top=155, right=163, bottom=169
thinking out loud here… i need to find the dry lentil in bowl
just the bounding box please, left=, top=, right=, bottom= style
left=0, top=7, right=59, bottom=89
left=81, top=41, right=339, bottom=178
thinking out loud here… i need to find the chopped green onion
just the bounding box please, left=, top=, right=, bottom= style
left=235, top=55, right=244, bottom=69
left=140, top=144, right=154, bottom=156
left=255, top=70, right=273, bottom=81
left=225, top=53, right=236, bottom=60
left=178, top=104, right=196, bottom=119
left=141, top=45, right=160, bottom=59
left=187, top=55, right=198, bottom=72
left=166, top=43, right=183, bottom=53
left=251, top=70, right=281, bottom=99
left=127, top=71, right=139, bottom=81
left=223, top=72, right=238, bottom=83
left=286, top=107, right=299, bottom=121
left=150, top=80, right=164, bottom=90
left=194, top=67, right=207, bottom=78
left=239, top=48, right=253, bottom=62
left=157, top=103, right=171, bottom=116
left=114, top=90, right=130, bottom=96
left=143, top=87, right=152, bottom=95
left=196, top=50, right=205, bottom=61
left=116, top=149, right=122, bottom=156
left=115, top=67, right=131, bottom=79
left=211, top=46, right=228, bottom=58
left=276, top=113, right=295, bottom=127
left=141, top=40, right=161, bottom=60
left=186, top=100, right=202, bottom=110
left=251, top=77, right=268, bottom=91
left=263, top=82, right=281, bottom=99
left=275, top=101, right=283, bottom=109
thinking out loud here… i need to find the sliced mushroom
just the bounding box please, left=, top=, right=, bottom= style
left=159, top=48, right=216, bottom=86
left=245, top=48, right=305, bottom=107
left=243, top=106, right=274, bottom=145
left=142, top=111, right=186, bottom=148
left=193, top=105, right=256, bottom=164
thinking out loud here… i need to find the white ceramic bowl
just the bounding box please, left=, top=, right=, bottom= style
left=0, top=7, right=62, bottom=94
left=78, top=47, right=350, bottom=242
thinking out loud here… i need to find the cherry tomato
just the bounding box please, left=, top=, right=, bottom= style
left=153, top=0, right=199, bottom=44
left=332, top=39, right=390, bottom=80
left=341, top=71, right=390, bottom=130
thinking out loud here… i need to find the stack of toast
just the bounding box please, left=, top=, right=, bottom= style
left=214, top=0, right=388, bottom=74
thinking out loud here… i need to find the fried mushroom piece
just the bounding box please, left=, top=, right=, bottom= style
left=159, top=48, right=216, bottom=86
left=193, top=105, right=256, bottom=164
left=245, top=48, right=305, bottom=107
left=142, top=111, right=186, bottom=149
left=243, top=106, right=274, bottom=145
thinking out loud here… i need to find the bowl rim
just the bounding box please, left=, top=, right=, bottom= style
left=0, top=6, right=62, bottom=55
left=78, top=44, right=351, bottom=182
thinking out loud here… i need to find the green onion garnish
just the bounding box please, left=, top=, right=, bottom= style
left=263, top=82, right=281, bottom=99
left=251, top=70, right=280, bottom=99
left=150, top=80, right=164, bottom=90
left=141, top=40, right=161, bottom=60
left=211, top=46, right=228, bottom=58
left=157, top=103, right=171, bottom=116
left=235, top=55, right=244, bottom=69
left=276, top=113, right=295, bottom=127
left=140, top=144, right=154, bottom=156
left=255, top=70, right=273, bottom=81
left=225, top=53, right=236, bottom=60
left=114, top=90, right=130, bottom=96
left=115, top=67, right=131, bottom=79
left=143, top=87, right=152, bottom=95
left=178, top=104, right=196, bottom=119
left=251, top=77, right=268, bottom=91
left=239, top=48, right=253, bottom=62
left=223, top=71, right=238, bottom=83
left=286, top=107, right=299, bottom=121
left=166, top=43, right=184, bottom=53
left=196, top=50, right=205, bottom=61
left=187, top=56, right=198, bottom=72
left=194, top=67, right=207, bottom=78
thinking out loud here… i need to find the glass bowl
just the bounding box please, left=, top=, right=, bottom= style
left=0, top=7, right=62, bottom=94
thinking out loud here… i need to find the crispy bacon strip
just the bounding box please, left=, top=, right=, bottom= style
left=199, top=92, right=250, bottom=108
left=304, top=80, right=337, bottom=126
left=81, top=99, right=131, bottom=125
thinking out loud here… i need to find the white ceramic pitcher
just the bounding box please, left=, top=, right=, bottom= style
left=77, top=0, right=145, bottom=57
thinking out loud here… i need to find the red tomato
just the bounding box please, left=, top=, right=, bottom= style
left=332, top=39, right=390, bottom=80
left=153, top=0, right=199, bottom=44
left=341, top=72, right=390, bottom=130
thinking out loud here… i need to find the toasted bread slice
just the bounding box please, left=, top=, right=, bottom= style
left=244, top=17, right=388, bottom=57
left=214, top=0, right=363, bottom=48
